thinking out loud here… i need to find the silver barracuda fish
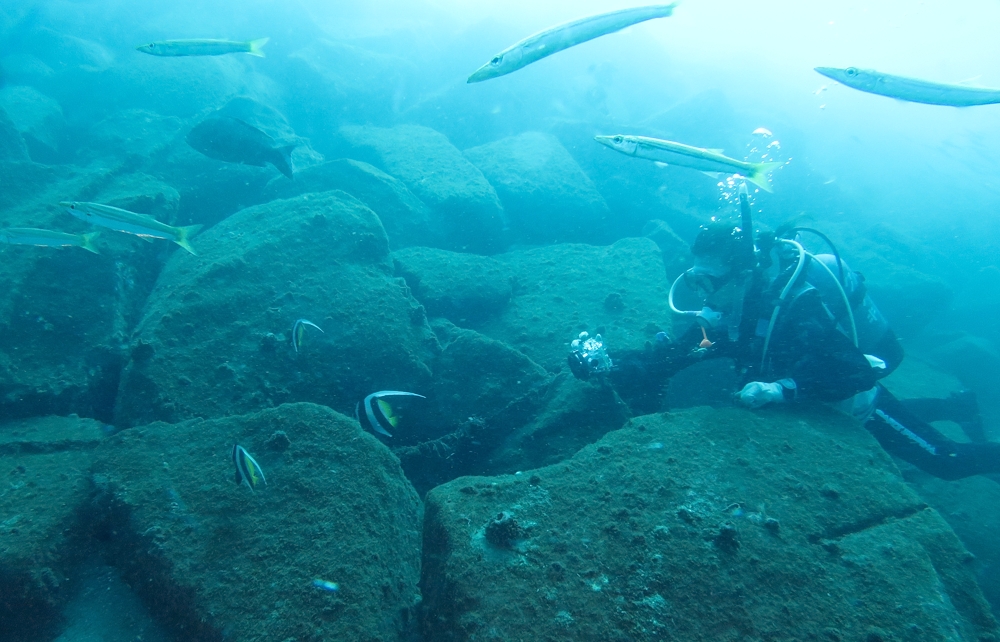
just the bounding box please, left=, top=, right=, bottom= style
left=137, top=38, right=269, bottom=58
left=468, top=4, right=678, bottom=83
left=60, top=202, right=202, bottom=255
left=595, top=134, right=781, bottom=192
left=0, top=228, right=100, bottom=254
left=815, top=67, right=1000, bottom=107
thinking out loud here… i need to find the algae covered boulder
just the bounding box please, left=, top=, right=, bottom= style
left=91, top=402, right=422, bottom=642
left=394, top=246, right=513, bottom=325
left=421, top=406, right=999, bottom=641
left=264, top=159, right=439, bottom=249
left=0, top=415, right=107, bottom=642
left=115, top=190, right=438, bottom=427
left=481, top=237, right=674, bottom=371
left=340, top=124, right=507, bottom=254
left=464, top=131, right=611, bottom=244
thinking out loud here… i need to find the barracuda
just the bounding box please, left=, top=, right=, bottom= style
left=468, top=4, right=678, bottom=83
left=60, top=202, right=202, bottom=255
left=815, top=66, right=1000, bottom=107
left=595, top=134, right=781, bottom=192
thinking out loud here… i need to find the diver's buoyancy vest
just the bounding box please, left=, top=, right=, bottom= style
left=804, top=254, right=890, bottom=353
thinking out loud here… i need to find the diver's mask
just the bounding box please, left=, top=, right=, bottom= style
left=682, top=255, right=733, bottom=298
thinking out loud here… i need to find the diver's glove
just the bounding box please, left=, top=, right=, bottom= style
left=568, top=332, right=613, bottom=380
left=737, top=379, right=796, bottom=409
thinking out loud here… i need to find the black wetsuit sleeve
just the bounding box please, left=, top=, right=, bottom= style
left=605, top=324, right=716, bottom=413
left=767, top=291, right=878, bottom=402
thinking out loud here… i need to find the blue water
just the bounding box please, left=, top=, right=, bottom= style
left=2, top=0, right=999, bottom=639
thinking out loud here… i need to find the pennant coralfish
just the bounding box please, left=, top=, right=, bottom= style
left=355, top=391, right=426, bottom=437
left=292, top=319, right=324, bottom=353
left=232, top=444, right=266, bottom=492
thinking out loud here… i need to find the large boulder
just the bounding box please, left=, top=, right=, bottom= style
left=83, top=109, right=184, bottom=164
left=283, top=40, right=419, bottom=140
left=91, top=402, right=422, bottom=642
left=0, top=164, right=166, bottom=421
left=0, top=85, right=65, bottom=162
left=0, top=106, right=29, bottom=161
left=114, top=190, right=439, bottom=427
left=264, top=159, right=438, bottom=249
left=393, top=246, right=513, bottom=325
left=0, top=415, right=107, bottom=642
left=480, top=238, right=675, bottom=371
left=463, top=132, right=611, bottom=244
left=421, top=406, right=999, bottom=641
left=340, top=124, right=507, bottom=254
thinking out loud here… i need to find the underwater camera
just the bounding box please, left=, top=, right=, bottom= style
left=571, top=331, right=613, bottom=374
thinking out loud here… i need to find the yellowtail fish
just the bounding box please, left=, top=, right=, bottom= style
left=594, top=134, right=781, bottom=193
left=814, top=66, right=1000, bottom=107
left=137, top=38, right=269, bottom=58
left=1, top=228, right=100, bottom=254
left=232, top=444, right=266, bottom=492
left=355, top=391, right=425, bottom=437
left=60, top=202, right=202, bottom=255
left=468, top=4, right=678, bottom=83
left=292, top=319, right=324, bottom=353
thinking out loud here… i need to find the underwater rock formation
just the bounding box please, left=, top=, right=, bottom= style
left=480, top=237, right=675, bottom=371
left=264, top=159, right=439, bottom=250
left=393, top=246, right=513, bottom=325
left=0, top=106, right=29, bottom=161
left=114, top=190, right=438, bottom=427
left=463, top=131, right=612, bottom=245
left=0, top=415, right=107, bottom=642
left=91, top=402, right=422, bottom=642
left=421, top=406, right=999, bottom=641
left=394, top=238, right=674, bottom=372
left=340, top=124, right=507, bottom=254
left=0, top=164, right=164, bottom=421
left=0, top=85, right=66, bottom=161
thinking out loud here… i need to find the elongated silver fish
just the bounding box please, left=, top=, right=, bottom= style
left=595, top=134, right=781, bottom=192
left=468, top=4, right=678, bottom=83
left=1, top=228, right=100, bottom=254
left=232, top=444, right=266, bottom=493
left=60, top=202, right=202, bottom=255
left=137, top=38, right=269, bottom=58
left=355, top=391, right=425, bottom=437
left=814, top=67, right=1000, bottom=107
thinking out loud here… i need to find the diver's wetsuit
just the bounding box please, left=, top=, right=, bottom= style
left=598, top=268, right=1000, bottom=481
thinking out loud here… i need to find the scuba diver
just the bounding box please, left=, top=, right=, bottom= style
left=569, top=184, right=1000, bottom=481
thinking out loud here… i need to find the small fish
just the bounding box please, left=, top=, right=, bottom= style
left=1, top=228, right=100, bottom=254
left=187, top=117, right=297, bottom=179
left=60, top=202, right=202, bottom=254
left=232, top=444, right=266, bottom=492
left=594, top=134, right=781, bottom=193
left=468, top=4, right=678, bottom=83
left=814, top=66, right=1000, bottom=107
left=312, top=579, right=339, bottom=592
left=355, top=391, right=425, bottom=437
left=137, top=38, right=269, bottom=58
left=292, top=319, right=324, bottom=353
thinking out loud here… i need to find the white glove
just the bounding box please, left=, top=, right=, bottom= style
left=864, top=354, right=886, bottom=370
left=737, top=381, right=786, bottom=409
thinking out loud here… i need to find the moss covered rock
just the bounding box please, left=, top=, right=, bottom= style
left=0, top=415, right=106, bottom=642
left=114, top=190, right=438, bottom=427
left=422, top=406, right=999, bottom=641
left=264, top=159, right=438, bottom=250
left=340, top=124, right=507, bottom=254
left=481, top=238, right=674, bottom=371
left=463, top=132, right=611, bottom=245
left=394, top=246, right=513, bottom=326
left=91, top=402, right=422, bottom=642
